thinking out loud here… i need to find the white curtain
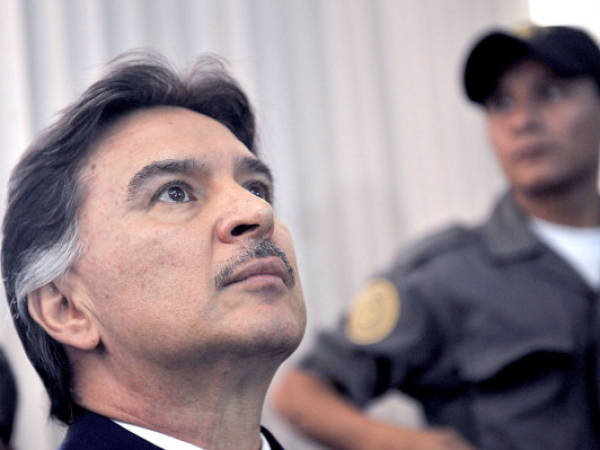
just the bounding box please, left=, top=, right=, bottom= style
left=0, top=1, right=532, bottom=448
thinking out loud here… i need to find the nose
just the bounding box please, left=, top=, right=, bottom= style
left=215, top=185, right=275, bottom=244
left=508, top=99, right=541, bottom=134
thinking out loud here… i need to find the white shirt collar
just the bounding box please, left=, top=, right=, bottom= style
left=113, top=420, right=272, bottom=450
left=529, top=217, right=600, bottom=289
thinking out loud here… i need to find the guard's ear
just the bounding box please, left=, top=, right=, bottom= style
left=27, top=280, right=100, bottom=351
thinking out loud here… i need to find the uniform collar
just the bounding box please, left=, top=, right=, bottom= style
left=480, top=192, right=543, bottom=263
left=480, top=192, right=597, bottom=294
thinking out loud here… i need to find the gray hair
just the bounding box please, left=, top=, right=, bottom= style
left=14, top=223, right=82, bottom=319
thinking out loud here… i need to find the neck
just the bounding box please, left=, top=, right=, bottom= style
left=72, top=350, right=281, bottom=450
left=512, top=179, right=600, bottom=227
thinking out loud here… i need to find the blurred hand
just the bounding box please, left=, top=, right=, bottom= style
left=272, top=369, right=477, bottom=450
left=365, top=423, right=477, bottom=450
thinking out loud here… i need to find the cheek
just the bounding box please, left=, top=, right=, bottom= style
left=273, top=222, right=299, bottom=270
left=559, top=107, right=600, bottom=150
left=487, top=120, right=512, bottom=165
left=273, top=222, right=305, bottom=306
left=77, top=223, right=213, bottom=320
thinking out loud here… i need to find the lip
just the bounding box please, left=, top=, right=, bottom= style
left=512, top=142, right=553, bottom=161
left=224, top=257, right=292, bottom=288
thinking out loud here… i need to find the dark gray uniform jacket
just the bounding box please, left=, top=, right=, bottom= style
left=301, top=193, right=599, bottom=450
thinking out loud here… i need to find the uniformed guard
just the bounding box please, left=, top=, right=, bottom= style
left=273, top=24, right=600, bottom=450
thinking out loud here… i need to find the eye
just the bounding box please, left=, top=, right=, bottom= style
left=485, top=93, right=514, bottom=113
left=539, top=82, right=564, bottom=102
left=155, top=182, right=194, bottom=204
left=245, top=181, right=272, bottom=203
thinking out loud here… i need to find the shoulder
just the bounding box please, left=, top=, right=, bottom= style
left=386, top=224, right=477, bottom=277
left=345, top=225, right=481, bottom=342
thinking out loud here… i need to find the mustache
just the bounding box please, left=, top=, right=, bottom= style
left=214, top=240, right=295, bottom=290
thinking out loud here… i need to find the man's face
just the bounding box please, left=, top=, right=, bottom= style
left=485, top=59, right=600, bottom=195
left=68, top=107, right=305, bottom=369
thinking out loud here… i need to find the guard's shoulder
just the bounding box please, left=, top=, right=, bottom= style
left=390, top=225, right=474, bottom=274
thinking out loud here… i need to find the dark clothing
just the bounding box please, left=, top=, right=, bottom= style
left=60, top=410, right=161, bottom=450
left=301, top=193, right=599, bottom=450
left=261, top=427, right=284, bottom=450
left=60, top=408, right=284, bottom=450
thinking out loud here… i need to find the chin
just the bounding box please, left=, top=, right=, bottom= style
left=256, top=314, right=306, bottom=357
left=214, top=287, right=307, bottom=361
left=226, top=309, right=306, bottom=363
left=518, top=174, right=582, bottom=197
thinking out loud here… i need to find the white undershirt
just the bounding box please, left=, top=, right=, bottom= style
left=529, top=217, right=600, bottom=289
left=113, top=420, right=271, bottom=450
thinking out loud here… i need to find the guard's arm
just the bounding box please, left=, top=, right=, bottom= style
left=272, top=369, right=476, bottom=450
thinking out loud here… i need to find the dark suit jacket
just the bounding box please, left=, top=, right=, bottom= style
left=60, top=409, right=284, bottom=450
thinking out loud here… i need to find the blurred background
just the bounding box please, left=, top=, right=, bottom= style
left=0, top=1, right=598, bottom=448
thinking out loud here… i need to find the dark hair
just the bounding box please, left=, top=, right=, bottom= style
left=0, top=348, right=18, bottom=447
left=1, top=52, right=257, bottom=424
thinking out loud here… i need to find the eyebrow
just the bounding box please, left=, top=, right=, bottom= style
left=235, top=157, right=273, bottom=183
left=127, top=158, right=207, bottom=199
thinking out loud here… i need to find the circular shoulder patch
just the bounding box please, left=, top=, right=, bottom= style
left=345, top=278, right=401, bottom=345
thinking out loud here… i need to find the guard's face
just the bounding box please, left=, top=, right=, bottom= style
left=485, top=59, right=600, bottom=195
left=68, top=107, right=306, bottom=368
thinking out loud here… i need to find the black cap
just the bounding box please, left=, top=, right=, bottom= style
left=463, top=24, right=600, bottom=104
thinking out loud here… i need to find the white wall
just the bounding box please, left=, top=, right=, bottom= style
left=0, top=1, right=535, bottom=449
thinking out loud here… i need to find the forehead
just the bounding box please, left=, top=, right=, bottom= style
left=83, top=106, right=252, bottom=177
left=497, top=58, right=557, bottom=87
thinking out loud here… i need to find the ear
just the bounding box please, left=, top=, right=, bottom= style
left=27, top=281, right=100, bottom=351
